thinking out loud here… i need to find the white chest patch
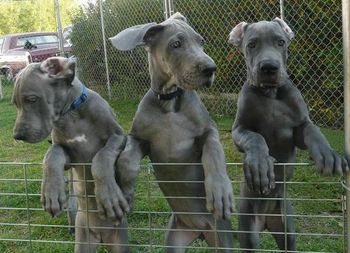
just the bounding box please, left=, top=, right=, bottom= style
left=66, top=134, right=87, bottom=143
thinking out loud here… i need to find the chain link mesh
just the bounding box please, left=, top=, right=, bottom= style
left=70, top=0, right=164, bottom=100
left=70, top=0, right=344, bottom=128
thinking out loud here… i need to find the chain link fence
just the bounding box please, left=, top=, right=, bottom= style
left=68, top=0, right=344, bottom=129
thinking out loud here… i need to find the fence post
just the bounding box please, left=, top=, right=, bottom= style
left=342, top=0, right=350, bottom=252
left=54, top=0, right=65, bottom=56
left=168, top=0, right=174, bottom=16
left=164, top=0, right=169, bottom=19
left=279, top=0, right=285, bottom=20
left=99, top=0, right=112, bottom=100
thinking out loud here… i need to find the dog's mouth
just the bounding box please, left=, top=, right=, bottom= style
left=256, top=73, right=281, bottom=88
left=181, top=72, right=215, bottom=90
left=13, top=126, right=50, bottom=143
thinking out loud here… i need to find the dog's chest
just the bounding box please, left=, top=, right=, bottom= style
left=53, top=122, right=105, bottom=161
left=249, top=96, right=303, bottom=147
left=144, top=112, right=204, bottom=162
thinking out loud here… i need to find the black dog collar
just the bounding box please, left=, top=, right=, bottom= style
left=152, top=88, right=183, bottom=100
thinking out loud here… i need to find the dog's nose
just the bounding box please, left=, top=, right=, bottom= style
left=13, top=131, right=26, bottom=141
left=200, top=63, right=217, bottom=76
left=260, top=60, right=279, bottom=74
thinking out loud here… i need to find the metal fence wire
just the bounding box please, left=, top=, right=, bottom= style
left=0, top=162, right=348, bottom=252
left=69, top=0, right=345, bottom=129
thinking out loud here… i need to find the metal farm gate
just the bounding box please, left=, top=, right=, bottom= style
left=0, top=162, right=348, bottom=252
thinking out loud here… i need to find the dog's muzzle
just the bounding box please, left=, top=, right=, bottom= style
left=200, top=62, right=216, bottom=88
left=257, top=60, right=281, bottom=86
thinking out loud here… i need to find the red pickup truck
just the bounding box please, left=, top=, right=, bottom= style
left=0, top=31, right=72, bottom=79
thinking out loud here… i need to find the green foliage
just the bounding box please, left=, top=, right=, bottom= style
left=0, top=0, right=78, bottom=35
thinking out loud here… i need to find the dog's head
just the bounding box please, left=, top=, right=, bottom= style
left=228, top=18, right=294, bottom=88
left=13, top=57, right=76, bottom=143
left=110, top=12, right=216, bottom=91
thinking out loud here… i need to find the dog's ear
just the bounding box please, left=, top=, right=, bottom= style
left=110, top=22, right=165, bottom=51
left=273, top=17, right=295, bottom=41
left=168, top=12, right=187, bottom=23
left=40, top=57, right=75, bottom=83
left=228, top=21, right=248, bottom=47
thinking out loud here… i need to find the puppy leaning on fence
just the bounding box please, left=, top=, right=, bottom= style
left=110, top=12, right=235, bottom=252
left=12, top=56, right=130, bottom=253
left=228, top=18, right=349, bottom=252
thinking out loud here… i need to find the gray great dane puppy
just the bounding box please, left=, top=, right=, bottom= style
left=12, top=57, right=129, bottom=253
left=110, top=13, right=234, bottom=252
left=229, top=18, right=349, bottom=252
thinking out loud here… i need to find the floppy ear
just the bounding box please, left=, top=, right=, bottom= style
left=40, top=56, right=75, bottom=83
left=228, top=21, right=248, bottom=47
left=273, top=17, right=295, bottom=41
left=168, top=12, right=187, bottom=23
left=109, top=22, right=165, bottom=51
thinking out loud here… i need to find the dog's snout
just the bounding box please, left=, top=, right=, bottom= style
left=260, top=60, right=279, bottom=74
left=199, top=63, right=217, bottom=76
left=13, top=131, right=26, bottom=141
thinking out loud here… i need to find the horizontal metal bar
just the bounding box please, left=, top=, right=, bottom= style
left=0, top=238, right=338, bottom=252
left=0, top=162, right=310, bottom=166
left=0, top=207, right=343, bottom=219
left=0, top=177, right=341, bottom=186
left=0, top=192, right=342, bottom=203
left=0, top=222, right=343, bottom=237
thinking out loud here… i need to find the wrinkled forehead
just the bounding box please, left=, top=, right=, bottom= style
left=14, top=64, right=45, bottom=98
left=15, top=64, right=42, bottom=88
left=160, top=19, right=201, bottom=40
left=245, top=21, right=286, bottom=42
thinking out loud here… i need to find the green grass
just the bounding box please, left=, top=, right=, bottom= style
left=0, top=82, right=346, bottom=252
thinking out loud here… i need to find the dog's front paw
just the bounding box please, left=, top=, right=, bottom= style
left=244, top=153, right=275, bottom=195
left=95, top=180, right=130, bottom=221
left=205, top=174, right=234, bottom=220
left=310, top=145, right=349, bottom=176
left=41, top=177, right=67, bottom=217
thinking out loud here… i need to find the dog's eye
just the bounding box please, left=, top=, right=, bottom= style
left=170, top=41, right=181, bottom=48
left=278, top=39, right=285, bottom=46
left=247, top=42, right=256, bottom=48
left=200, top=39, right=205, bottom=45
left=24, top=96, right=38, bottom=104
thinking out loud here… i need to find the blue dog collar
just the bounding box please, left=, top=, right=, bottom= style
left=70, top=85, right=88, bottom=111
left=63, top=85, right=88, bottom=115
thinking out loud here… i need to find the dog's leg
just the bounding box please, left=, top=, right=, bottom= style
left=266, top=200, right=296, bottom=252
left=92, top=133, right=129, bottom=221
left=67, top=169, right=78, bottom=234
left=164, top=214, right=200, bottom=253
left=201, top=127, right=234, bottom=220
left=294, top=121, right=348, bottom=175
left=238, top=195, right=262, bottom=253
left=104, top=218, right=129, bottom=253
left=204, top=218, right=234, bottom=252
left=41, top=144, right=70, bottom=217
left=74, top=212, right=100, bottom=253
left=116, top=135, right=148, bottom=208
left=233, top=126, right=275, bottom=195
